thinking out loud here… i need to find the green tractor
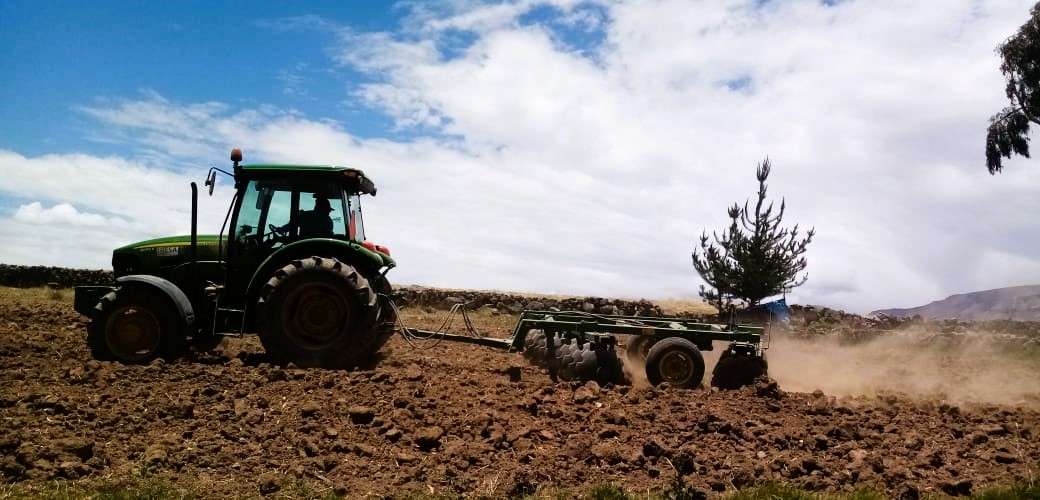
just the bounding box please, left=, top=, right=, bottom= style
left=74, top=149, right=397, bottom=368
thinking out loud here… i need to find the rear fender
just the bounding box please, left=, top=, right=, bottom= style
left=114, top=275, right=196, bottom=333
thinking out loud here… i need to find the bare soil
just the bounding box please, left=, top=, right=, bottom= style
left=1, top=297, right=1038, bottom=498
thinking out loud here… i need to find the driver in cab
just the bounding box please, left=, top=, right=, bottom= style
left=296, top=196, right=335, bottom=238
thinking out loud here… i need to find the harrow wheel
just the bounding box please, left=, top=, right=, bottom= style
left=645, top=337, right=705, bottom=389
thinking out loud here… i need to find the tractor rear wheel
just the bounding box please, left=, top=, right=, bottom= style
left=645, top=337, right=705, bottom=389
left=87, top=287, right=187, bottom=364
left=257, top=256, right=382, bottom=369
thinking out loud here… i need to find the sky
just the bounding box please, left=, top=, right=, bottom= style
left=2, top=0, right=1039, bottom=314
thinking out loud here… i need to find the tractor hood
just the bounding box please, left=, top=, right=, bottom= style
left=112, top=235, right=225, bottom=277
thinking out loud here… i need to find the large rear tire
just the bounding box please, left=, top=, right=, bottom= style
left=645, top=337, right=705, bottom=389
left=87, top=287, right=187, bottom=364
left=257, top=257, right=382, bottom=369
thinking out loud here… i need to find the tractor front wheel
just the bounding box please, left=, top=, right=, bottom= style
left=645, top=337, right=705, bottom=389
left=87, top=287, right=187, bottom=364
left=257, top=256, right=382, bottom=369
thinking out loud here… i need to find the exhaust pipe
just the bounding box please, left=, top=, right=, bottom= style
left=190, top=182, right=198, bottom=282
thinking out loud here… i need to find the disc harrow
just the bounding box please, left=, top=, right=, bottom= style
left=404, top=309, right=769, bottom=390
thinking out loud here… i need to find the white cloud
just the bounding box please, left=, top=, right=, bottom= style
left=14, top=202, right=128, bottom=228
left=3, top=0, right=1040, bottom=314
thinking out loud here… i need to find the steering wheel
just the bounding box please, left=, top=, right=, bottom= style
left=267, top=223, right=290, bottom=245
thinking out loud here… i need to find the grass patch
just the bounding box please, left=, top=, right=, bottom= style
left=0, top=476, right=202, bottom=500
left=653, top=298, right=718, bottom=316
left=971, top=483, right=1040, bottom=500
left=726, top=482, right=884, bottom=500
left=2, top=478, right=1038, bottom=500
left=398, top=306, right=521, bottom=337
left=0, top=285, right=74, bottom=304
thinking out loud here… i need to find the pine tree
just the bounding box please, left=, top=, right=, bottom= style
left=692, top=158, right=814, bottom=310
left=986, top=2, right=1040, bottom=174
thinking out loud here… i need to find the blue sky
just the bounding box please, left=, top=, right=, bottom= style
left=2, top=0, right=1039, bottom=313
left=0, top=1, right=403, bottom=155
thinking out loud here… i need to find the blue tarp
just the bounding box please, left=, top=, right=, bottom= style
left=765, top=299, right=791, bottom=323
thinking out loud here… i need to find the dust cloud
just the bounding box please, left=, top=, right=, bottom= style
left=764, top=329, right=1040, bottom=408
left=620, top=341, right=652, bottom=390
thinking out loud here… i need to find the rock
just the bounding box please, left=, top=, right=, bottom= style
left=143, top=444, right=167, bottom=466
left=403, top=365, right=424, bottom=381
left=348, top=406, right=376, bottom=425
left=502, top=365, right=522, bottom=382
left=755, top=378, right=782, bottom=399
left=258, top=472, right=281, bottom=495
left=573, top=383, right=599, bottom=404
left=940, top=479, right=973, bottom=497
left=590, top=442, right=622, bottom=464
left=301, top=438, right=320, bottom=457
left=847, top=449, right=869, bottom=463
left=895, top=484, right=920, bottom=500
left=642, top=440, right=667, bottom=458
left=57, top=460, right=88, bottom=479
left=605, top=410, right=629, bottom=425
left=414, top=426, right=445, bottom=451
left=300, top=402, right=320, bottom=418
left=384, top=428, right=403, bottom=442
left=980, top=423, right=1009, bottom=436
left=56, top=438, right=94, bottom=461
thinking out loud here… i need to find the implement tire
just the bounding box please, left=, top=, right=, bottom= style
left=257, top=256, right=381, bottom=369
left=87, top=287, right=187, bottom=364
left=645, top=337, right=704, bottom=389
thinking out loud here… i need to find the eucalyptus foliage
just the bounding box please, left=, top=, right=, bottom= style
left=692, top=158, right=814, bottom=310
left=986, top=2, right=1040, bottom=174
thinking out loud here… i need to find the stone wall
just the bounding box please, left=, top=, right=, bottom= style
left=0, top=264, right=113, bottom=289
left=392, top=286, right=664, bottom=316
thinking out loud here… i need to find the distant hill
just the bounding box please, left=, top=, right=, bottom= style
left=871, top=284, right=1040, bottom=321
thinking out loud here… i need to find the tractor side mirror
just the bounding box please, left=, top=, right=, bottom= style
left=204, top=170, right=217, bottom=196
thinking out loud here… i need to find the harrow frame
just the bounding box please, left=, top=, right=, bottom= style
left=403, top=309, right=769, bottom=387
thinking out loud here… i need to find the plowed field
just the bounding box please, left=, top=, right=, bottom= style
left=1, top=294, right=1038, bottom=498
